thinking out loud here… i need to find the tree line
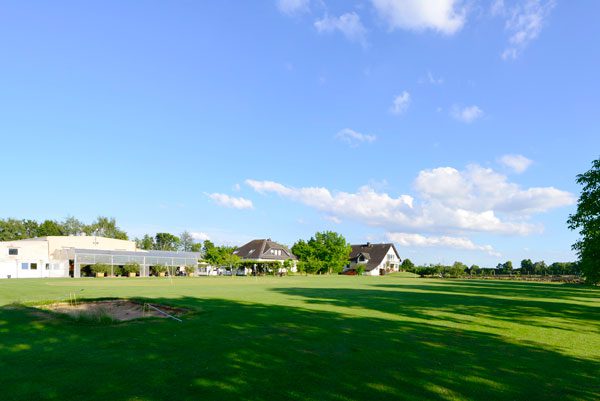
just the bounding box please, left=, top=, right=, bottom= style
left=404, top=259, right=580, bottom=278
left=0, top=216, right=128, bottom=241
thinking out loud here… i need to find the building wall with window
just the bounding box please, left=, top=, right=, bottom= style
left=0, top=236, right=199, bottom=279
left=366, top=247, right=400, bottom=276
left=0, top=239, right=68, bottom=279
left=0, top=236, right=136, bottom=279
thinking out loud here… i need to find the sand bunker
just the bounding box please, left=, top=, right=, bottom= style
left=39, top=300, right=184, bottom=321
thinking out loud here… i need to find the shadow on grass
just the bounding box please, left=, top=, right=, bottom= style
left=273, top=281, right=600, bottom=334
left=0, top=293, right=598, bottom=401
left=400, top=279, right=600, bottom=302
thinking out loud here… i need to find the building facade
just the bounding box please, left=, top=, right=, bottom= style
left=0, top=236, right=200, bottom=279
left=233, top=238, right=298, bottom=272
left=345, top=243, right=401, bottom=276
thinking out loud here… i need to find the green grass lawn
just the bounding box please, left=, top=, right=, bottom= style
left=0, top=275, right=599, bottom=401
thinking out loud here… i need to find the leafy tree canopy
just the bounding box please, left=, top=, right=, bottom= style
left=154, top=232, right=180, bottom=251
left=568, top=157, right=600, bottom=284
left=292, top=231, right=351, bottom=274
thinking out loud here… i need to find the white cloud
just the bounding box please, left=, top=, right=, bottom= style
left=419, top=71, right=444, bottom=85
left=277, top=0, right=310, bottom=16
left=325, top=215, right=342, bottom=224
left=336, top=128, right=376, bottom=147
left=387, top=232, right=501, bottom=256
left=391, top=91, right=411, bottom=115
left=314, top=12, right=367, bottom=45
left=452, top=105, right=483, bottom=123
left=190, top=232, right=211, bottom=242
left=498, top=0, right=556, bottom=60
left=246, top=164, right=574, bottom=237
left=499, top=154, right=533, bottom=174
left=208, top=193, right=254, bottom=210
left=414, top=165, right=575, bottom=216
left=371, top=0, right=467, bottom=35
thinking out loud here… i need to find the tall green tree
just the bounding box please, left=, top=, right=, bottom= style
left=38, top=220, right=64, bottom=237
left=292, top=231, right=351, bottom=274
left=202, top=240, right=220, bottom=264
left=449, top=261, right=467, bottom=277
left=179, top=231, right=194, bottom=252
left=86, top=216, right=128, bottom=240
left=520, top=259, right=534, bottom=275
left=533, top=260, right=547, bottom=275
left=568, top=158, right=600, bottom=284
left=469, top=265, right=480, bottom=276
left=22, top=219, right=40, bottom=238
left=137, top=234, right=155, bottom=250
left=0, top=219, right=30, bottom=241
left=401, top=258, right=415, bottom=271
left=154, top=233, right=180, bottom=251
left=61, top=216, right=86, bottom=236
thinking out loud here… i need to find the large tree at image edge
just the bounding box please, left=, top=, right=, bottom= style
left=568, top=158, right=600, bottom=284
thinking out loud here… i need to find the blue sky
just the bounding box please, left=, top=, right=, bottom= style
left=1, top=0, right=598, bottom=266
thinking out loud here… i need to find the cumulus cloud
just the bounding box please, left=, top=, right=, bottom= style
left=277, top=0, right=310, bottom=16
left=208, top=193, right=254, bottom=210
left=246, top=164, right=574, bottom=237
left=190, top=232, right=211, bottom=242
left=372, top=0, right=467, bottom=35
left=499, top=154, right=533, bottom=173
left=336, top=128, right=376, bottom=147
left=495, top=0, right=556, bottom=60
left=314, top=12, right=367, bottom=46
left=452, top=105, right=483, bottom=123
left=414, top=165, right=574, bottom=216
left=387, top=232, right=501, bottom=256
left=391, top=91, right=411, bottom=115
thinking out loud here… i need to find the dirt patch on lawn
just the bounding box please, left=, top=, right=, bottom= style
left=38, top=300, right=185, bottom=322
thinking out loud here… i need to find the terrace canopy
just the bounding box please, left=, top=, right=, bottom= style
left=67, top=248, right=201, bottom=278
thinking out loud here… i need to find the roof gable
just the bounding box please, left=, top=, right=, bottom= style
left=234, top=239, right=297, bottom=260
left=349, top=243, right=400, bottom=270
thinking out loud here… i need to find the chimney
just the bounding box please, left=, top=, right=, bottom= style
left=366, top=242, right=371, bottom=247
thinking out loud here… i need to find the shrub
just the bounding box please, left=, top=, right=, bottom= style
left=91, top=264, right=111, bottom=276
left=355, top=265, right=366, bottom=276
left=184, top=265, right=196, bottom=275
left=122, top=262, right=140, bottom=275
left=151, top=264, right=167, bottom=275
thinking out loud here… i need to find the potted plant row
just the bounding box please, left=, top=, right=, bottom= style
left=152, top=264, right=167, bottom=277
left=122, top=262, right=140, bottom=277
left=91, top=263, right=111, bottom=278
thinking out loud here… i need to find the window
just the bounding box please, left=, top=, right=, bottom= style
left=53, top=263, right=61, bottom=270
left=45, top=263, right=50, bottom=270
left=9, top=248, right=18, bottom=256
left=30, top=263, right=38, bottom=270
left=21, top=263, right=29, bottom=270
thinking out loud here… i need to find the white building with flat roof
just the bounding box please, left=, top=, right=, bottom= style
left=0, top=236, right=200, bottom=279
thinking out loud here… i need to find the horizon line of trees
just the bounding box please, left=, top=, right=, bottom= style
left=404, top=259, right=581, bottom=278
